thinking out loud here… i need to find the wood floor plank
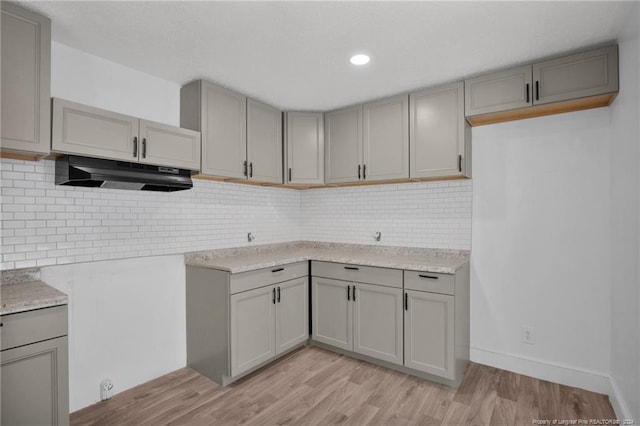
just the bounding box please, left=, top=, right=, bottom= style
left=71, top=347, right=616, bottom=426
left=489, top=396, right=517, bottom=425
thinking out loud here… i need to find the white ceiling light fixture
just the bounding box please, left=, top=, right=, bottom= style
left=350, top=54, right=370, bottom=66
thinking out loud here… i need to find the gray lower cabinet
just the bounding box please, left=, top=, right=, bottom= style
left=230, top=284, right=276, bottom=377
left=353, top=282, right=403, bottom=365
left=404, top=290, right=454, bottom=379
left=311, top=277, right=352, bottom=350
left=0, top=3, right=51, bottom=157
left=312, top=261, right=469, bottom=386
left=247, top=99, right=283, bottom=184
left=285, top=112, right=324, bottom=185
left=465, top=45, right=618, bottom=125
left=52, top=98, right=201, bottom=170
left=187, top=262, right=308, bottom=385
left=311, top=262, right=404, bottom=366
left=410, top=82, right=471, bottom=179
left=1, top=305, right=69, bottom=426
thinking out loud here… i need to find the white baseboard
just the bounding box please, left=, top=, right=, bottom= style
left=470, top=346, right=610, bottom=394
left=609, top=377, right=634, bottom=421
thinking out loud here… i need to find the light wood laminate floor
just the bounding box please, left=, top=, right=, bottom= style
left=71, top=346, right=616, bottom=426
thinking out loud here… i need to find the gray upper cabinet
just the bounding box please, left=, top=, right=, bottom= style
left=325, top=96, right=409, bottom=184
left=324, top=105, right=362, bottom=184
left=465, top=65, right=533, bottom=117
left=1, top=3, right=51, bottom=156
left=247, top=99, right=283, bottom=184
left=465, top=45, right=619, bottom=125
left=181, top=80, right=247, bottom=178
left=533, top=45, right=618, bottom=105
left=285, top=112, right=324, bottom=185
left=362, top=94, right=409, bottom=182
left=52, top=98, right=201, bottom=170
left=138, top=120, right=201, bottom=170
left=52, top=99, right=140, bottom=162
left=410, top=82, right=470, bottom=179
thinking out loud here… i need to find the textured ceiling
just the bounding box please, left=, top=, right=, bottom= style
left=17, top=1, right=634, bottom=111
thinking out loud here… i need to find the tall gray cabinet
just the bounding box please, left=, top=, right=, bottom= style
left=325, top=95, right=409, bottom=184
left=1, top=3, right=51, bottom=158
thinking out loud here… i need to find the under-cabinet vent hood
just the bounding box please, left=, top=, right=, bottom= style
left=55, top=155, right=193, bottom=192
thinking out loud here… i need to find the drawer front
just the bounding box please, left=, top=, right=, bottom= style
left=404, top=271, right=455, bottom=295
left=1, top=305, right=68, bottom=351
left=230, top=261, right=308, bottom=294
left=312, top=261, right=403, bottom=288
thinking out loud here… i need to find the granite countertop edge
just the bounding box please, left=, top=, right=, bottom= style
left=1, top=269, right=68, bottom=316
left=185, top=241, right=470, bottom=274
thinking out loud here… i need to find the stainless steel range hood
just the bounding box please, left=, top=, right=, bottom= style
left=55, top=155, right=193, bottom=192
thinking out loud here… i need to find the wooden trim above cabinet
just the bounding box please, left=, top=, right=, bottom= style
left=465, top=92, right=616, bottom=127
left=193, top=173, right=468, bottom=190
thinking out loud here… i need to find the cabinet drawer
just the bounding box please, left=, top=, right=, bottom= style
left=1, top=305, right=68, bottom=351
left=312, top=261, right=402, bottom=288
left=404, top=271, right=455, bottom=295
left=231, top=261, right=308, bottom=294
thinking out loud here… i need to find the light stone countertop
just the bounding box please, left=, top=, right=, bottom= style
left=1, top=269, right=68, bottom=315
left=185, top=241, right=470, bottom=274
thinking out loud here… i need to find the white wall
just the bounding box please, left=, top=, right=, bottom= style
left=470, top=108, right=613, bottom=393
left=51, top=42, right=180, bottom=126
left=301, top=180, right=472, bottom=249
left=40, top=255, right=186, bottom=412
left=609, top=2, right=640, bottom=420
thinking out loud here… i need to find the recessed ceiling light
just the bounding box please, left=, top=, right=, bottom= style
left=350, top=54, right=370, bottom=66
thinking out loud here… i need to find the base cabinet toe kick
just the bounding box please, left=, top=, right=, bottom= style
left=186, top=259, right=469, bottom=387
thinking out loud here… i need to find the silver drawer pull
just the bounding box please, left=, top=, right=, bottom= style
left=271, top=268, right=284, bottom=273
left=344, top=266, right=359, bottom=271
left=418, top=274, right=438, bottom=280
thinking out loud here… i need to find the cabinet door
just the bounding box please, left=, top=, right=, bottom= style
left=275, top=277, right=309, bottom=354
left=139, top=120, right=201, bottom=170
left=285, top=112, right=324, bottom=184
left=1, top=336, right=69, bottom=426
left=410, top=82, right=467, bottom=178
left=1, top=3, right=51, bottom=155
left=325, top=106, right=362, bottom=183
left=464, top=65, right=532, bottom=116
left=352, top=283, right=403, bottom=365
left=311, top=277, right=352, bottom=351
left=247, top=99, right=283, bottom=184
left=230, top=285, right=276, bottom=377
left=362, top=94, right=409, bottom=181
left=51, top=99, right=140, bottom=162
left=533, top=45, right=618, bottom=105
left=200, top=82, right=247, bottom=178
left=404, top=290, right=455, bottom=379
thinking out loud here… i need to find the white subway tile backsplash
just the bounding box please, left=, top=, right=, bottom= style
left=0, top=159, right=472, bottom=269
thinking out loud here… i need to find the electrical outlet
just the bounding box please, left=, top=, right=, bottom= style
left=522, top=326, right=536, bottom=345
left=100, top=378, right=114, bottom=401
